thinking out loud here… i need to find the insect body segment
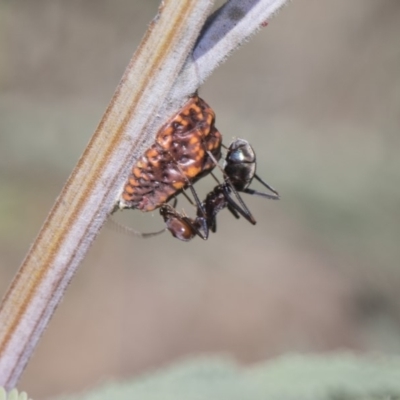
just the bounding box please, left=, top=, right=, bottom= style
left=121, top=96, right=222, bottom=212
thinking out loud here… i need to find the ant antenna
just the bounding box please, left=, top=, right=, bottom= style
left=107, top=217, right=166, bottom=238
left=108, top=197, right=179, bottom=239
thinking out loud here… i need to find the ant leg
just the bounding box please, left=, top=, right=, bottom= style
left=168, top=168, right=209, bottom=239
left=244, top=188, right=280, bottom=200
left=207, top=205, right=239, bottom=234
left=206, top=149, right=254, bottom=223
left=221, top=185, right=257, bottom=225
left=210, top=171, right=220, bottom=184
left=227, top=204, right=241, bottom=219
left=181, top=190, right=195, bottom=206
left=185, top=180, right=207, bottom=219
left=254, top=174, right=280, bottom=198
left=205, top=170, right=223, bottom=232
left=168, top=152, right=207, bottom=219
left=180, top=214, right=208, bottom=240
left=195, top=216, right=209, bottom=240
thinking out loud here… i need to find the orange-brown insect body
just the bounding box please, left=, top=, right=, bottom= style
left=122, top=96, right=222, bottom=211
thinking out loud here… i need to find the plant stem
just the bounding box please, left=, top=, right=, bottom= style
left=0, top=0, right=214, bottom=388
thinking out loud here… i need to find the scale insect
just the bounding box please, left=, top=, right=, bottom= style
left=119, top=95, right=222, bottom=212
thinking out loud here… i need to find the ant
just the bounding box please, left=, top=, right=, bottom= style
left=159, top=138, right=279, bottom=242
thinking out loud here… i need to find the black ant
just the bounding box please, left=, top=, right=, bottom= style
left=159, top=138, right=279, bottom=241
left=110, top=138, right=279, bottom=242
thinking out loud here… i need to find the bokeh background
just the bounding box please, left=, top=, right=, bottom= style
left=1, top=0, right=400, bottom=398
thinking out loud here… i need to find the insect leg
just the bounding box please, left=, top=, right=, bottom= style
left=210, top=171, right=220, bottom=184
left=221, top=185, right=257, bottom=225
left=227, top=204, right=241, bottom=219
left=206, top=149, right=255, bottom=224
left=254, top=174, right=280, bottom=197
left=181, top=190, right=195, bottom=206
left=244, top=188, right=280, bottom=200
left=168, top=152, right=207, bottom=219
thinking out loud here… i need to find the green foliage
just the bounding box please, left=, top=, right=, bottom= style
left=0, top=388, right=30, bottom=400
left=55, top=353, right=400, bottom=400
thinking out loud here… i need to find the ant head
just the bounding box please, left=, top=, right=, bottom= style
left=226, top=139, right=255, bottom=165
left=160, top=205, right=196, bottom=242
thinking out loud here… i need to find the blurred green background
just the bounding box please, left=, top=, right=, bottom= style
left=1, top=0, right=400, bottom=398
